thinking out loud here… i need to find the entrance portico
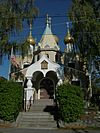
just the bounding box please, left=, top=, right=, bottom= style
left=24, top=55, right=63, bottom=110
left=39, top=77, right=55, bottom=99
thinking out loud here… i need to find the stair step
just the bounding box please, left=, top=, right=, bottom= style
left=20, top=115, right=54, bottom=119
left=19, top=119, right=56, bottom=123
left=33, top=99, right=54, bottom=105
left=19, top=121, right=55, bottom=124
left=16, top=99, right=57, bottom=128
left=17, top=123, right=57, bottom=128
left=30, top=108, right=55, bottom=112
left=21, top=112, right=53, bottom=115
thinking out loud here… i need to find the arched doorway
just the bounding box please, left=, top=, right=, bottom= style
left=39, top=78, right=55, bottom=99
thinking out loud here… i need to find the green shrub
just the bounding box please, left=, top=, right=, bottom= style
left=0, top=80, right=23, bottom=121
left=56, top=83, right=84, bottom=123
left=90, top=84, right=100, bottom=110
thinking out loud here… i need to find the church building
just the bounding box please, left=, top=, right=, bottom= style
left=10, top=15, right=80, bottom=110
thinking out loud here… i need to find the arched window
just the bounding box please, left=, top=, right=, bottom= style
left=32, top=56, right=35, bottom=63
left=37, top=55, right=40, bottom=61
left=55, top=52, right=61, bottom=63
left=23, top=62, right=30, bottom=68
left=45, top=45, right=50, bottom=49
left=46, top=54, right=49, bottom=58
left=54, top=46, right=58, bottom=50
left=55, top=54, right=58, bottom=62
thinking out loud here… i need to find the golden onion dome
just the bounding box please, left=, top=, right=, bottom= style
left=64, top=29, right=74, bottom=45
left=27, top=34, right=36, bottom=45
left=53, top=34, right=59, bottom=44
left=27, top=22, right=36, bottom=45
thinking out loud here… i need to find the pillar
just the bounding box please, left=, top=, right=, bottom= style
left=24, top=77, right=34, bottom=110
left=57, top=78, right=63, bottom=86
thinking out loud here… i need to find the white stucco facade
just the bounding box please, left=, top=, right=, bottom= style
left=25, top=54, right=63, bottom=78
left=24, top=54, right=64, bottom=109
left=22, top=15, right=65, bottom=110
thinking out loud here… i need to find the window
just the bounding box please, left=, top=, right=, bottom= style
left=41, top=60, right=48, bottom=69
left=23, top=62, right=30, bottom=68
left=37, top=55, right=40, bottom=61
left=68, top=62, right=75, bottom=69
left=54, top=46, right=58, bottom=50
left=71, top=80, right=80, bottom=86
left=45, top=45, right=50, bottom=48
left=46, top=54, right=49, bottom=58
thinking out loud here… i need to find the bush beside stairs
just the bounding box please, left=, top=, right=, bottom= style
left=15, top=99, right=58, bottom=129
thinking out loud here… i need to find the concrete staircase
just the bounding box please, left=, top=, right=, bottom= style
left=16, top=99, right=58, bottom=129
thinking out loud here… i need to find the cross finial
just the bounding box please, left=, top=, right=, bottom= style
left=29, top=21, right=32, bottom=36
left=66, top=22, right=70, bottom=35
left=46, top=14, right=49, bottom=26
left=48, top=17, right=51, bottom=28
left=66, top=22, right=69, bottom=29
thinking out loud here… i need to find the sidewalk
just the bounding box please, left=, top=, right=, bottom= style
left=0, top=127, right=100, bottom=133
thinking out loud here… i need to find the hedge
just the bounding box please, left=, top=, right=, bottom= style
left=0, top=80, right=23, bottom=121
left=56, top=83, right=84, bottom=123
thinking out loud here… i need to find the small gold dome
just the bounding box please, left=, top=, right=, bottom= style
left=27, top=22, right=35, bottom=45
left=64, top=29, right=74, bottom=45
left=27, top=34, right=36, bottom=45
left=53, top=35, right=59, bottom=43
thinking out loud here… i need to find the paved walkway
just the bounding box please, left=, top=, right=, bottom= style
left=0, top=128, right=100, bottom=133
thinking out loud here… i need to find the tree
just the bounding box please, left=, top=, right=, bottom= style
left=56, top=83, right=84, bottom=123
left=0, top=0, right=39, bottom=62
left=69, top=0, right=100, bottom=62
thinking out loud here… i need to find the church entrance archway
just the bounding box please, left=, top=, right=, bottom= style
left=39, top=77, right=55, bottom=99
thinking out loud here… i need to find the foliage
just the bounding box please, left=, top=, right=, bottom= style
left=0, top=80, right=23, bottom=121
left=56, top=83, right=84, bottom=123
left=92, top=78, right=100, bottom=92
left=69, top=0, right=100, bottom=61
left=0, top=0, right=39, bottom=32
left=0, top=0, right=39, bottom=60
left=20, top=40, right=31, bottom=58
left=90, top=82, right=100, bottom=109
left=0, top=76, right=7, bottom=81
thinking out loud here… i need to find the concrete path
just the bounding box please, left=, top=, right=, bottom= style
left=0, top=128, right=100, bottom=133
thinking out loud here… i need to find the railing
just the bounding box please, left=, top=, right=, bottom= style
left=24, top=90, right=32, bottom=112
left=27, top=96, right=32, bottom=111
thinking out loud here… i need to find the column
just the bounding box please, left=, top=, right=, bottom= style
left=38, top=89, right=40, bottom=99
left=25, top=77, right=34, bottom=110
left=35, top=55, right=37, bottom=62
left=57, top=78, right=63, bottom=86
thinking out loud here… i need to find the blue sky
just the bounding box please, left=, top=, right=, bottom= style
left=0, top=0, right=72, bottom=78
